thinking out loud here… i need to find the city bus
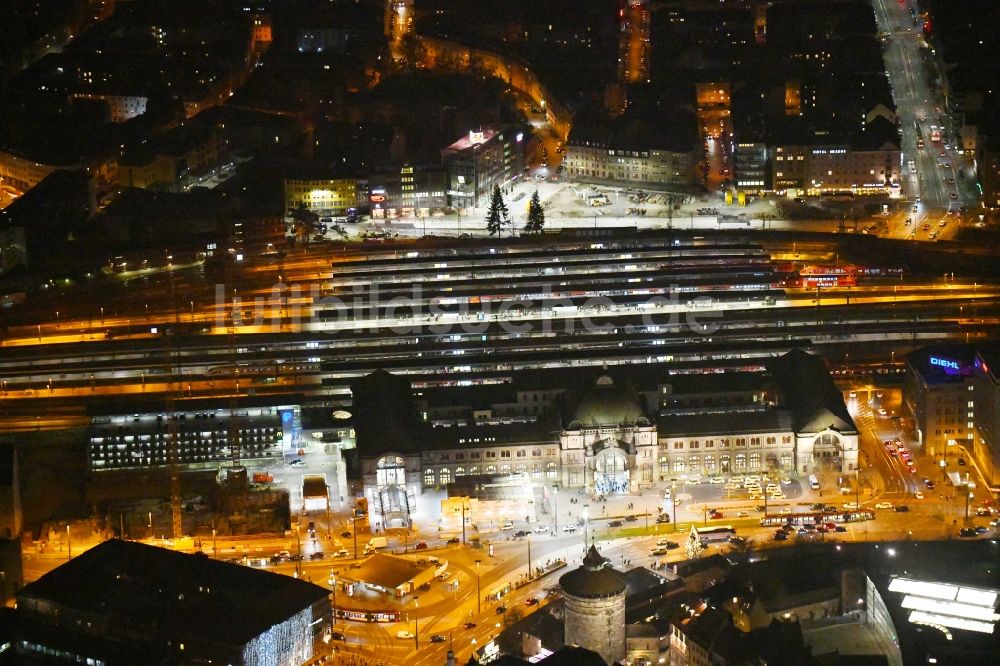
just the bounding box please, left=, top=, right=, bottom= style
left=693, top=526, right=737, bottom=544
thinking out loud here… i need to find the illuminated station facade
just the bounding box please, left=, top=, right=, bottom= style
left=350, top=350, right=858, bottom=526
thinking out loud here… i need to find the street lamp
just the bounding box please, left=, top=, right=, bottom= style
left=671, top=481, right=677, bottom=528
left=855, top=467, right=861, bottom=513
left=553, top=486, right=559, bottom=533
left=527, top=534, right=532, bottom=581
left=414, top=597, right=420, bottom=649
left=475, top=559, right=482, bottom=614
left=331, top=572, right=337, bottom=626
left=293, top=521, right=303, bottom=578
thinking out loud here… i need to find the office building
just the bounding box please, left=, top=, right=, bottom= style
left=903, top=345, right=976, bottom=460
left=368, top=165, right=448, bottom=219
left=284, top=174, right=361, bottom=217
left=972, top=348, right=1000, bottom=488
left=442, top=128, right=525, bottom=209
left=87, top=402, right=301, bottom=473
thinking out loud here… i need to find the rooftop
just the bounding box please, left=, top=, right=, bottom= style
left=766, top=349, right=857, bottom=435
left=559, top=545, right=627, bottom=599
left=343, top=552, right=434, bottom=591
left=444, top=129, right=499, bottom=153
left=18, top=539, right=329, bottom=647
left=906, top=344, right=977, bottom=385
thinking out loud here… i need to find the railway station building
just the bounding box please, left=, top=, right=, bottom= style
left=351, top=350, right=858, bottom=525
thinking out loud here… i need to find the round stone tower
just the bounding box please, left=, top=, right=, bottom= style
left=558, top=545, right=627, bottom=665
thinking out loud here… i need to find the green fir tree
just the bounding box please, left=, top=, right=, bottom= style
left=524, top=190, right=545, bottom=234
left=486, top=185, right=509, bottom=236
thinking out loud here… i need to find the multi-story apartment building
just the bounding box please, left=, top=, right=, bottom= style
left=69, top=92, right=149, bottom=123
left=119, top=123, right=224, bottom=191
left=563, top=110, right=699, bottom=188
left=563, top=143, right=698, bottom=188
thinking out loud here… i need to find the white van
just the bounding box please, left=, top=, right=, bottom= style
left=808, top=474, right=821, bottom=491
left=363, top=536, right=387, bottom=554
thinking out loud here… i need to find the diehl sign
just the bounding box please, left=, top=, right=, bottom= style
left=930, top=356, right=961, bottom=372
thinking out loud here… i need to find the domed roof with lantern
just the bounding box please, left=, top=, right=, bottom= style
left=567, top=374, right=648, bottom=429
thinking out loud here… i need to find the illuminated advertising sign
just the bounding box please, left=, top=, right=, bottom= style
left=930, top=356, right=961, bottom=373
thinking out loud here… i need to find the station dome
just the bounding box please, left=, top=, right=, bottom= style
left=569, top=375, right=645, bottom=427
